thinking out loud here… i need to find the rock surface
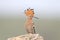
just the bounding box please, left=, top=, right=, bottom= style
left=8, top=33, right=44, bottom=40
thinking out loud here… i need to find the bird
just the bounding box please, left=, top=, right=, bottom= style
left=25, top=8, right=36, bottom=34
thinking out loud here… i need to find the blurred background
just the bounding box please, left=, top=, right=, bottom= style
left=0, top=0, right=60, bottom=40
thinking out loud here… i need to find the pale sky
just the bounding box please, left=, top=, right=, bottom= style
left=0, top=0, right=60, bottom=18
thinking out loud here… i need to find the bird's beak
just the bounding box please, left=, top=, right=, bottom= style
left=34, top=16, right=39, bottom=19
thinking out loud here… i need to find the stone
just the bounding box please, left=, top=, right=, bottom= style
left=8, top=33, right=44, bottom=40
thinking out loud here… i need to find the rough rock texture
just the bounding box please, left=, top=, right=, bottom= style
left=8, top=34, right=44, bottom=40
